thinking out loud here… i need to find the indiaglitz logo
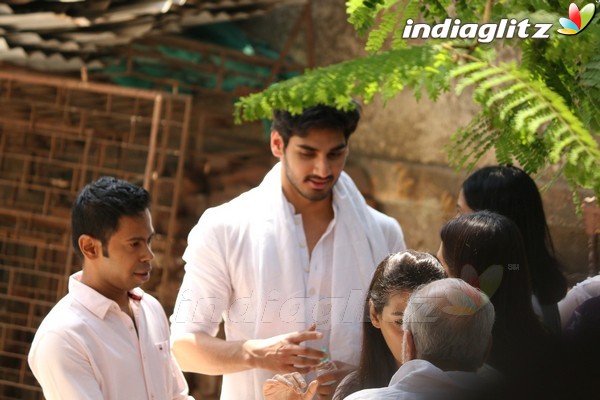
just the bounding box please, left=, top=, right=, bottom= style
left=401, top=2, right=598, bottom=42
left=558, top=3, right=596, bottom=35
left=401, top=18, right=553, bottom=43
left=459, top=264, right=503, bottom=299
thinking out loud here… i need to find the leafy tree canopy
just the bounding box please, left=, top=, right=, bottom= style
left=235, top=0, right=600, bottom=200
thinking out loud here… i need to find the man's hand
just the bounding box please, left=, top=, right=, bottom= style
left=244, top=325, right=327, bottom=374
left=263, top=372, right=318, bottom=400
left=315, top=360, right=354, bottom=400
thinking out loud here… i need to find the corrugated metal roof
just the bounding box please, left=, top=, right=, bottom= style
left=0, top=0, right=306, bottom=72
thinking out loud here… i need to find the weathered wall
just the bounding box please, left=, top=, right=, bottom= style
left=240, top=0, right=589, bottom=281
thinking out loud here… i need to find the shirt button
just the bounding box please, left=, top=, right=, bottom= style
left=303, top=265, right=309, bottom=273
left=299, top=242, right=306, bottom=248
left=308, top=288, right=315, bottom=296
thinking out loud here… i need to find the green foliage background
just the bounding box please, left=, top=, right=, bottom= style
left=235, top=0, right=600, bottom=200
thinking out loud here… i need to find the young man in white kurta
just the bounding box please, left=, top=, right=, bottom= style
left=170, top=105, right=406, bottom=399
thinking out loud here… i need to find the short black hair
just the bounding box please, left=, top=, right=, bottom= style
left=271, top=103, right=361, bottom=147
left=71, top=176, right=150, bottom=258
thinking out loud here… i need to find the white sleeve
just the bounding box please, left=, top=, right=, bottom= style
left=368, top=207, right=407, bottom=253
left=169, top=352, right=195, bottom=400
left=29, top=331, right=104, bottom=400
left=170, top=207, right=232, bottom=337
left=559, top=276, right=600, bottom=329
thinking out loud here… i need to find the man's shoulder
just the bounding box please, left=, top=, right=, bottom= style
left=33, top=295, right=85, bottom=340
left=366, top=205, right=399, bottom=225
left=344, top=385, right=399, bottom=400
left=365, top=205, right=404, bottom=241
left=200, top=185, right=274, bottom=226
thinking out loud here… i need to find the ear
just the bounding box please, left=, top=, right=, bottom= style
left=369, top=299, right=381, bottom=329
left=78, top=234, right=101, bottom=260
left=402, top=330, right=417, bottom=363
left=270, top=130, right=284, bottom=158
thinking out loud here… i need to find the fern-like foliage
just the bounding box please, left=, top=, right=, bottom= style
left=347, top=0, right=423, bottom=52
left=449, top=60, right=600, bottom=195
left=365, top=1, right=405, bottom=52
left=347, top=0, right=386, bottom=36
left=235, top=0, right=600, bottom=200
left=582, top=56, right=600, bottom=89
left=234, top=45, right=451, bottom=122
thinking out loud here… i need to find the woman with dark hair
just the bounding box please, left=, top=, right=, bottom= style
left=332, top=250, right=446, bottom=399
left=438, top=211, right=551, bottom=375
left=458, top=165, right=567, bottom=333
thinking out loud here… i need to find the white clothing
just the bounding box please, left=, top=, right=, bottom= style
left=171, top=162, right=406, bottom=400
left=29, top=272, right=191, bottom=400
left=344, top=359, right=485, bottom=400
left=559, top=275, right=600, bottom=328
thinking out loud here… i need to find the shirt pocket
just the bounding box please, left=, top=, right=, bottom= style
left=155, top=339, right=170, bottom=361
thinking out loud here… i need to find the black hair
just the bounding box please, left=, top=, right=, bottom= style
left=440, top=211, right=550, bottom=374
left=71, top=176, right=150, bottom=258
left=461, top=165, right=567, bottom=305
left=271, top=103, right=361, bottom=147
left=334, top=250, right=446, bottom=399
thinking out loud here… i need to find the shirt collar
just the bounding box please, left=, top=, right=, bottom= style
left=390, top=359, right=483, bottom=389
left=69, top=271, right=144, bottom=319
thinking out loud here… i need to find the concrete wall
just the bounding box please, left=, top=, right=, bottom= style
left=239, top=1, right=590, bottom=281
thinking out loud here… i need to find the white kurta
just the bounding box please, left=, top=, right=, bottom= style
left=29, top=272, right=191, bottom=400
left=171, top=163, right=406, bottom=399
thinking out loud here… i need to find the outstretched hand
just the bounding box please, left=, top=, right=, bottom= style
left=263, top=372, right=318, bottom=400
left=244, top=324, right=327, bottom=374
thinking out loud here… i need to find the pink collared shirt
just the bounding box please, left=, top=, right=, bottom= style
left=29, top=271, right=192, bottom=400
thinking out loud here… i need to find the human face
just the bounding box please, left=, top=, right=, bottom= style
left=456, top=189, right=473, bottom=215
left=96, top=209, right=155, bottom=296
left=371, top=290, right=411, bottom=367
left=272, top=128, right=348, bottom=204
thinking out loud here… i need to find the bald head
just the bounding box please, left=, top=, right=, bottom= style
left=402, top=278, right=495, bottom=371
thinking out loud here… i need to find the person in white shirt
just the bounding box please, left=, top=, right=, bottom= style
left=170, top=104, right=407, bottom=399
left=265, top=278, right=495, bottom=400
left=28, top=176, right=192, bottom=400
left=558, top=274, right=600, bottom=329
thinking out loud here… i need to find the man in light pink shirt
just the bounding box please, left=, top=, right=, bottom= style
left=28, top=177, right=192, bottom=400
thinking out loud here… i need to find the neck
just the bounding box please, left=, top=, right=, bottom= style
left=81, top=268, right=130, bottom=309
left=290, top=193, right=333, bottom=217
